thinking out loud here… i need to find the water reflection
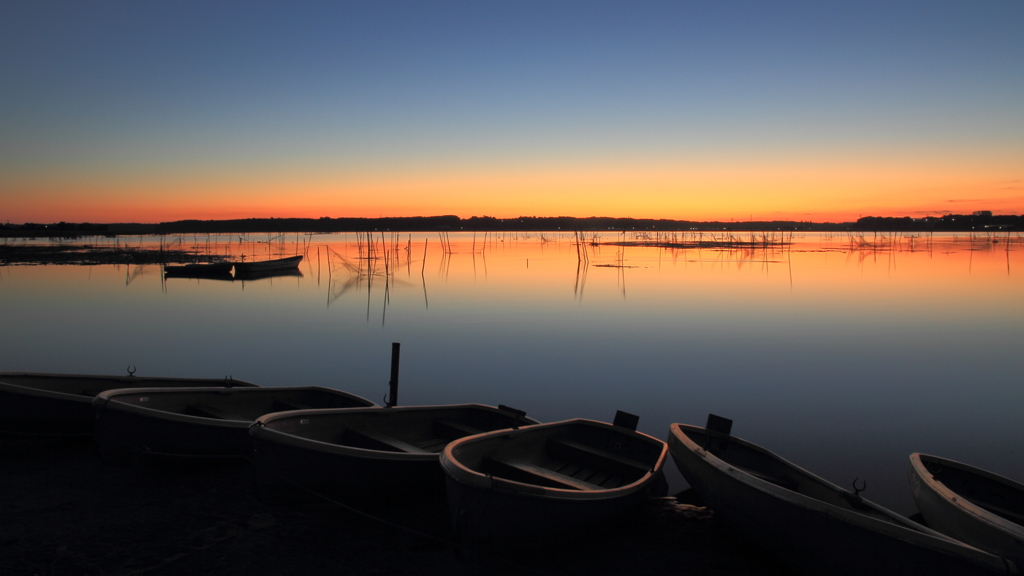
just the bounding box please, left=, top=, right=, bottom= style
left=1, top=232, right=1022, bottom=514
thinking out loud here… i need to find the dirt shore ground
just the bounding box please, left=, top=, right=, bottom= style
left=0, top=435, right=788, bottom=576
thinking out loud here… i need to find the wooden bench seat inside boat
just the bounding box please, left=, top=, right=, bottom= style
left=482, top=457, right=605, bottom=491
left=729, top=462, right=801, bottom=492
left=413, top=437, right=450, bottom=453
left=546, top=438, right=651, bottom=479
left=343, top=428, right=429, bottom=454
left=269, top=400, right=308, bottom=412
left=974, top=500, right=1024, bottom=524
left=183, top=404, right=247, bottom=421
left=433, top=418, right=483, bottom=440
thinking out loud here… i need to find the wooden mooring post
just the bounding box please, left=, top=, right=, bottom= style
left=386, top=342, right=400, bottom=407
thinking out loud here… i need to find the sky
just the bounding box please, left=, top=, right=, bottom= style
left=1, top=1, right=1022, bottom=224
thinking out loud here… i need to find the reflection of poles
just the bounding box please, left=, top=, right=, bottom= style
left=1006, top=237, right=1011, bottom=276
left=969, top=232, right=974, bottom=275
left=574, top=259, right=589, bottom=301
left=788, top=245, right=794, bottom=291
left=619, top=263, right=626, bottom=299
left=438, top=231, right=453, bottom=254
left=421, top=240, right=429, bottom=309
left=574, top=230, right=590, bottom=265
left=381, top=232, right=391, bottom=327
left=382, top=232, right=391, bottom=307
left=126, top=264, right=147, bottom=286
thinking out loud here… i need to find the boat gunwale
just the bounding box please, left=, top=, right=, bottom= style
left=251, top=404, right=538, bottom=463
left=442, top=418, right=668, bottom=501
left=94, top=386, right=371, bottom=428
left=668, top=423, right=1015, bottom=572
left=910, top=453, right=1024, bottom=539
left=1, top=372, right=255, bottom=403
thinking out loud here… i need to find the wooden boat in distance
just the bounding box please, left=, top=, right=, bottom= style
left=0, top=372, right=255, bottom=436
left=441, top=418, right=668, bottom=552
left=163, top=262, right=234, bottom=278
left=250, top=404, right=537, bottom=500
left=93, top=386, right=374, bottom=465
left=668, top=420, right=1018, bottom=576
left=910, top=453, right=1024, bottom=570
left=232, top=255, right=302, bottom=275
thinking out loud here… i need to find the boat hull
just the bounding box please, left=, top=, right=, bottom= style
left=93, top=386, right=374, bottom=465
left=910, top=453, right=1024, bottom=568
left=668, top=424, right=1016, bottom=576
left=232, top=255, right=302, bottom=274
left=250, top=404, right=537, bottom=500
left=0, top=372, right=254, bottom=436
left=442, top=419, right=668, bottom=552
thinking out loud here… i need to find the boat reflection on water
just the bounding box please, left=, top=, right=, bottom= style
left=234, top=268, right=303, bottom=281
left=163, top=263, right=234, bottom=280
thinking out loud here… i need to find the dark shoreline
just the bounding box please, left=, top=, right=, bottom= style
left=0, top=434, right=788, bottom=576
left=2, top=212, right=1020, bottom=238
left=0, top=244, right=231, bottom=266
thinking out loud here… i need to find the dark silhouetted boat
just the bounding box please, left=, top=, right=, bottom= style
left=232, top=255, right=302, bottom=275
left=441, top=418, right=668, bottom=552
left=910, top=453, right=1024, bottom=570
left=0, top=371, right=255, bottom=436
left=250, top=404, right=537, bottom=500
left=93, top=386, right=374, bottom=465
left=668, top=419, right=1018, bottom=575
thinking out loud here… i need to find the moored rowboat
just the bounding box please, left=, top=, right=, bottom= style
left=93, top=386, right=374, bottom=465
left=232, top=255, right=302, bottom=274
left=910, top=453, right=1024, bottom=569
left=0, top=372, right=255, bottom=436
left=250, top=404, right=536, bottom=499
left=441, top=418, right=668, bottom=552
left=668, top=419, right=1018, bottom=575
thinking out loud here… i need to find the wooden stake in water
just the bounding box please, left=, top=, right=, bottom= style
left=386, top=342, right=400, bottom=407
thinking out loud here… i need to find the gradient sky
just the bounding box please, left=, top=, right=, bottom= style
left=2, top=1, right=1022, bottom=224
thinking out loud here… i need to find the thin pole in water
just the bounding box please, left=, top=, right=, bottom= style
left=386, top=342, right=400, bottom=408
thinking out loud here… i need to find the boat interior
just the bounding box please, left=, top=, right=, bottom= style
left=679, top=425, right=912, bottom=525
left=922, top=456, right=1024, bottom=525
left=469, top=422, right=662, bottom=492
left=108, top=388, right=370, bottom=422
left=263, top=406, right=530, bottom=454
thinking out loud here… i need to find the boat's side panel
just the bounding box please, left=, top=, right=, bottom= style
left=0, top=385, right=94, bottom=435
left=250, top=431, right=447, bottom=501
left=910, top=455, right=1024, bottom=568
left=669, top=427, right=1014, bottom=576
left=445, top=470, right=653, bottom=553
left=94, top=401, right=250, bottom=465
left=0, top=374, right=255, bottom=435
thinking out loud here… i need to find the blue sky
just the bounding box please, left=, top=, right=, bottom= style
left=2, top=1, right=1022, bottom=222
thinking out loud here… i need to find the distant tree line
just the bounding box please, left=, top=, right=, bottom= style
left=851, top=212, right=1021, bottom=232
left=1, top=212, right=1019, bottom=237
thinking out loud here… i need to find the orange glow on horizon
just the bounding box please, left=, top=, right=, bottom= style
left=3, top=158, right=1021, bottom=224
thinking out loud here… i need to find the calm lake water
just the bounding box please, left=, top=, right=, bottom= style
left=2, top=231, right=1021, bottom=514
